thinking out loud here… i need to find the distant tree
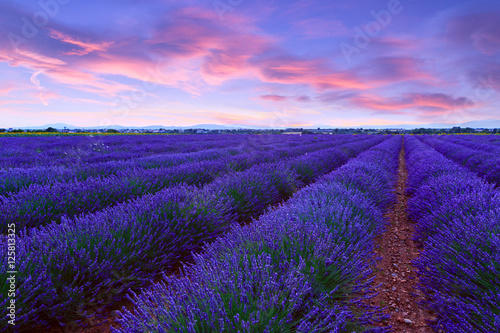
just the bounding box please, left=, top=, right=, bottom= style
left=494, top=128, right=498, bottom=134
left=0, top=129, right=5, bottom=133
left=302, top=129, right=314, bottom=134
left=106, top=129, right=119, bottom=133
left=11, top=129, right=24, bottom=133
left=45, top=127, right=58, bottom=132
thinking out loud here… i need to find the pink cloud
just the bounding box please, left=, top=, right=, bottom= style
left=0, top=47, right=137, bottom=97
left=351, top=93, right=475, bottom=114
left=145, top=7, right=273, bottom=85
left=259, top=94, right=287, bottom=102
left=139, top=7, right=371, bottom=93
left=359, top=57, right=436, bottom=84
left=259, top=94, right=312, bottom=102
left=253, top=56, right=369, bottom=90
left=48, top=29, right=115, bottom=56
left=0, top=84, right=15, bottom=96
left=82, top=53, right=156, bottom=80
left=409, top=93, right=475, bottom=110
left=2, top=50, right=66, bottom=68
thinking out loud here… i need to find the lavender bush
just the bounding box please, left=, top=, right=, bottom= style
left=112, top=136, right=401, bottom=333
left=405, top=136, right=500, bottom=332
left=416, top=135, right=500, bottom=187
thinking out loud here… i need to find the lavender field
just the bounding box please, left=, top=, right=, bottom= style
left=1, top=134, right=499, bottom=333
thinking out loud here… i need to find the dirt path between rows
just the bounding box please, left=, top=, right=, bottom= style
left=368, top=139, right=435, bottom=332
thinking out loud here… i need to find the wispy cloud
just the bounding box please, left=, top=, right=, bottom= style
left=48, top=29, right=115, bottom=56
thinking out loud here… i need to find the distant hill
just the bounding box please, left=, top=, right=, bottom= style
left=13, top=119, right=500, bottom=130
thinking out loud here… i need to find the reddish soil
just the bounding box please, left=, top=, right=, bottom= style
left=368, top=141, right=435, bottom=332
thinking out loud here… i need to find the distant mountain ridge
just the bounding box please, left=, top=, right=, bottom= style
left=12, top=119, right=500, bottom=130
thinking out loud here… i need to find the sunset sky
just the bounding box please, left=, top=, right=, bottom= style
left=1, top=0, right=499, bottom=128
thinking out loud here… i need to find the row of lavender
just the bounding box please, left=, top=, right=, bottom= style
left=451, top=135, right=500, bottom=147
left=0, top=134, right=333, bottom=169
left=0, top=135, right=261, bottom=169
left=415, top=135, right=500, bottom=186
left=0, top=134, right=334, bottom=189
left=0, top=136, right=367, bottom=232
left=0, top=136, right=360, bottom=195
left=112, top=136, right=402, bottom=333
left=449, top=134, right=500, bottom=146
left=0, top=145, right=241, bottom=194
left=405, top=136, right=500, bottom=332
left=0, top=136, right=386, bottom=331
